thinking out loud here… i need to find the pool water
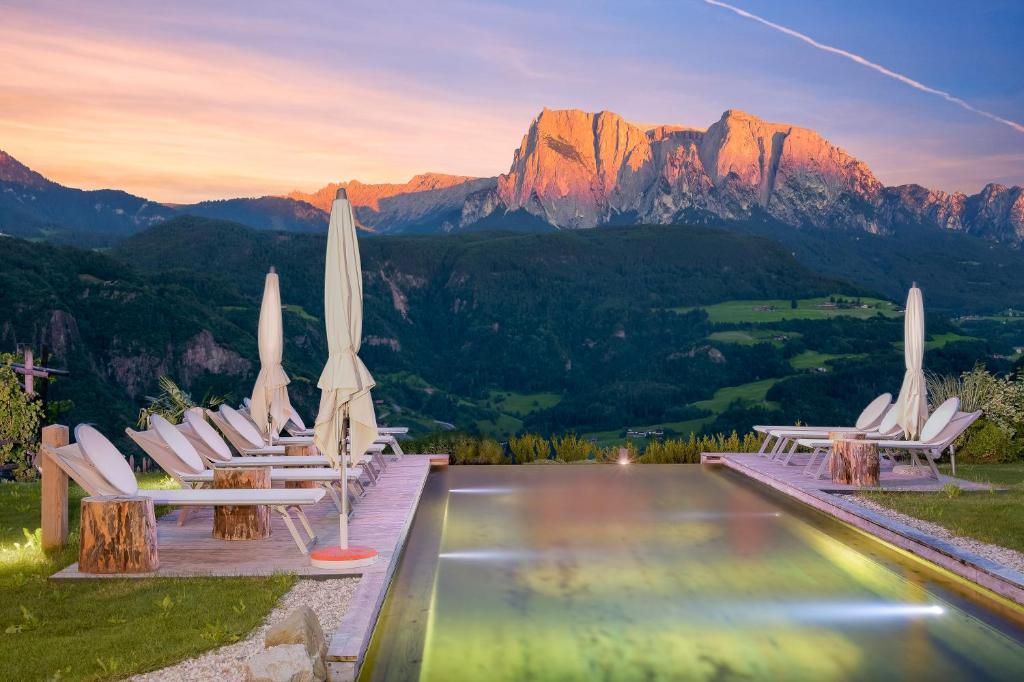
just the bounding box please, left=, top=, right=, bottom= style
left=359, top=465, right=1024, bottom=681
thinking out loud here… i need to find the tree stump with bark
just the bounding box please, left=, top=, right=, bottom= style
left=284, top=443, right=318, bottom=489
left=829, top=432, right=879, bottom=486
left=213, top=466, right=271, bottom=540
left=79, top=495, right=159, bottom=574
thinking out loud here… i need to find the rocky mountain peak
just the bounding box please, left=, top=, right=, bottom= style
left=0, top=150, right=53, bottom=190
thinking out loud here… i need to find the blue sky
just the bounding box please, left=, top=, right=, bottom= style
left=1, top=0, right=1021, bottom=201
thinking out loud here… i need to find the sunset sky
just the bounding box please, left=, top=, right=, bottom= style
left=2, top=0, right=1022, bottom=202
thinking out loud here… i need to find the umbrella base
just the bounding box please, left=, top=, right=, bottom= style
left=310, top=545, right=378, bottom=570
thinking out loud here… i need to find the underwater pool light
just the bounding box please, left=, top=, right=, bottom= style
left=449, top=487, right=519, bottom=495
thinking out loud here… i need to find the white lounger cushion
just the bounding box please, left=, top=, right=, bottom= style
left=212, top=455, right=329, bottom=467
left=221, top=404, right=266, bottom=448
left=143, top=487, right=324, bottom=506
left=920, top=397, right=960, bottom=443
left=151, top=415, right=206, bottom=474
left=179, top=467, right=357, bottom=483
left=184, top=410, right=232, bottom=462
left=756, top=392, right=892, bottom=435
left=855, top=393, right=894, bottom=430
left=76, top=424, right=139, bottom=496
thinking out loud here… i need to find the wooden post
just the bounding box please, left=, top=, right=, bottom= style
left=212, top=466, right=271, bottom=540
left=40, top=424, right=70, bottom=550
left=79, top=496, right=159, bottom=574
left=830, top=433, right=879, bottom=486
left=22, top=347, right=34, bottom=396
left=285, top=443, right=318, bottom=489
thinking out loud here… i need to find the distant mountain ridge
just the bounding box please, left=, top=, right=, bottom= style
left=0, top=151, right=327, bottom=242
left=2, top=106, right=1021, bottom=244
left=288, top=173, right=496, bottom=233
left=288, top=108, right=1023, bottom=243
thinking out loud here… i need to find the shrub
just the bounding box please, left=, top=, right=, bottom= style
left=508, top=433, right=550, bottom=463
left=957, top=419, right=1020, bottom=464
left=640, top=431, right=763, bottom=463
left=927, top=366, right=1024, bottom=444
left=450, top=436, right=506, bottom=465
left=0, top=363, right=44, bottom=480
left=137, top=375, right=224, bottom=427
left=552, top=433, right=594, bottom=462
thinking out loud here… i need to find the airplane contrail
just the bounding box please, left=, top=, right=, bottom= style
left=703, top=0, right=1024, bottom=134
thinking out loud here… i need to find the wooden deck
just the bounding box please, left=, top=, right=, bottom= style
left=702, top=451, right=993, bottom=493
left=52, top=454, right=433, bottom=579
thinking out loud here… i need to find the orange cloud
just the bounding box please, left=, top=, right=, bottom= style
left=0, top=8, right=522, bottom=202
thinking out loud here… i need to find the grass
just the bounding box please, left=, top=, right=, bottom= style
left=0, top=474, right=294, bottom=681
left=282, top=303, right=319, bottom=323
left=861, top=463, right=1024, bottom=554
left=675, top=295, right=899, bottom=324
left=693, top=378, right=780, bottom=413
left=487, top=390, right=562, bottom=416
left=925, top=332, right=978, bottom=349
left=707, top=329, right=799, bottom=347
left=789, top=351, right=857, bottom=370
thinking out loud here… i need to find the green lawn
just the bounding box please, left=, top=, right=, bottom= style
left=582, top=379, right=780, bottom=446
left=0, top=475, right=294, bottom=681
left=693, top=378, right=781, bottom=413
left=861, top=464, right=1024, bottom=554
left=282, top=303, right=319, bottom=323
left=789, top=351, right=858, bottom=370
left=675, top=295, right=899, bottom=324
left=707, top=329, right=799, bottom=347
left=488, top=390, right=563, bottom=416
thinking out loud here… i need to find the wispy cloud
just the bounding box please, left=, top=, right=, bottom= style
left=703, top=0, right=1024, bottom=135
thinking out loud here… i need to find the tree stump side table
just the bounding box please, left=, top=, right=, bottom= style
left=284, top=443, right=318, bottom=489
left=212, top=466, right=271, bottom=540
left=79, top=495, right=159, bottom=574
left=829, top=432, right=879, bottom=486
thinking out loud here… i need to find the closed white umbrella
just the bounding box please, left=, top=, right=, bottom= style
left=249, top=267, right=292, bottom=442
left=894, top=284, right=928, bottom=439
left=312, top=188, right=378, bottom=560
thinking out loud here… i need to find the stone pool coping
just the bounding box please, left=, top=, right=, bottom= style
left=704, top=453, right=1024, bottom=608
left=326, top=454, right=446, bottom=681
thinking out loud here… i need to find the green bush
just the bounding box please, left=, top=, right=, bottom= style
left=957, top=419, right=1021, bottom=464
left=450, top=436, right=506, bottom=465
left=551, top=433, right=594, bottom=462
left=508, top=433, right=550, bottom=463
left=0, top=362, right=43, bottom=480
left=640, top=431, right=763, bottom=463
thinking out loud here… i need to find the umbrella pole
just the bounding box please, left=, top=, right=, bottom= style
left=340, top=409, right=349, bottom=548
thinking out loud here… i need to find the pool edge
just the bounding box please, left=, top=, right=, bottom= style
left=326, top=454, right=441, bottom=682
left=704, top=453, right=1024, bottom=610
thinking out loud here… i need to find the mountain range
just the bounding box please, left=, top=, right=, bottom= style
left=1, top=107, right=1021, bottom=244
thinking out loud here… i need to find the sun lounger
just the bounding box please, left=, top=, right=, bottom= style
left=44, top=425, right=326, bottom=554
left=754, top=393, right=892, bottom=460
left=283, top=407, right=406, bottom=460
left=126, top=415, right=364, bottom=516
left=203, top=406, right=383, bottom=484
left=795, top=398, right=979, bottom=480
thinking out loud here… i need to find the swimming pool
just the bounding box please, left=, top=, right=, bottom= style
left=358, top=465, right=1024, bottom=681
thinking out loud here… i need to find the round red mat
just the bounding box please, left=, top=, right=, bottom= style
left=310, top=546, right=378, bottom=562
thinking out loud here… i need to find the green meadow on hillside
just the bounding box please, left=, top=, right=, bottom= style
left=673, top=295, right=899, bottom=324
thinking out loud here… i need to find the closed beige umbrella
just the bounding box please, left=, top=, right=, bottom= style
left=894, top=284, right=928, bottom=439
left=313, top=188, right=378, bottom=552
left=250, top=268, right=292, bottom=441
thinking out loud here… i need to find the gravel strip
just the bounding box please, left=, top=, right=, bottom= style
left=849, top=496, right=1024, bottom=574
left=132, top=577, right=358, bottom=682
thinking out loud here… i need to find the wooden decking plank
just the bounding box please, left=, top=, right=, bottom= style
left=51, top=455, right=433, bottom=579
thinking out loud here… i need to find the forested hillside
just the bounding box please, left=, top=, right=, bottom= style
left=2, top=218, right=1020, bottom=448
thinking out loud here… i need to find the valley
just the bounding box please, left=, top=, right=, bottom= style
left=4, top=218, right=1023, bottom=453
